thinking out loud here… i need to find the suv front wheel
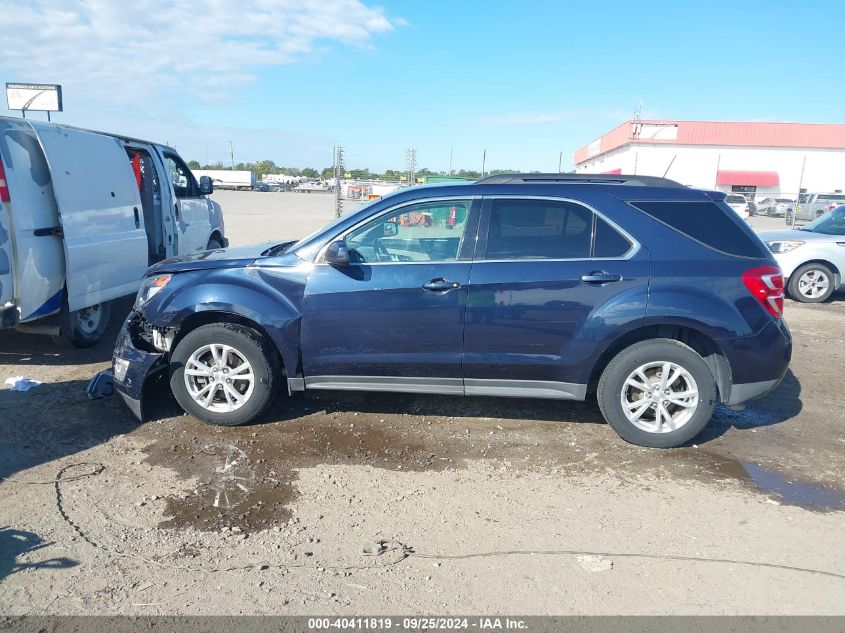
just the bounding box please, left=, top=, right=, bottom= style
left=597, top=339, right=716, bottom=448
left=170, top=323, right=281, bottom=426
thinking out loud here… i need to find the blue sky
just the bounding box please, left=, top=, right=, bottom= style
left=1, top=0, right=843, bottom=172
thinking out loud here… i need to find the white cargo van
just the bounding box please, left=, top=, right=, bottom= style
left=0, top=116, right=227, bottom=347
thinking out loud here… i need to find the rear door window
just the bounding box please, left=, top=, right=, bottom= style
left=486, top=199, right=593, bottom=260
left=594, top=215, right=633, bottom=257
left=630, top=200, right=769, bottom=258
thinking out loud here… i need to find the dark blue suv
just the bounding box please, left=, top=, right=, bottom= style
left=113, top=174, right=792, bottom=448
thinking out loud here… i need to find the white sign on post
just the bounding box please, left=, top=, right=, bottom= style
left=5, top=83, right=63, bottom=112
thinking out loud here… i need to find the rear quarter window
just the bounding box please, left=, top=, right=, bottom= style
left=630, top=200, right=769, bottom=258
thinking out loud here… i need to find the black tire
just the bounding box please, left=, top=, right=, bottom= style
left=51, top=297, right=111, bottom=348
left=170, top=323, right=281, bottom=426
left=206, top=237, right=223, bottom=250
left=787, top=262, right=835, bottom=303
left=597, top=339, right=717, bottom=448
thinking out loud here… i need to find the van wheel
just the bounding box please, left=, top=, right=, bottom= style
left=597, top=339, right=716, bottom=448
left=170, top=323, right=280, bottom=426
left=788, top=263, right=834, bottom=303
left=51, top=300, right=111, bottom=348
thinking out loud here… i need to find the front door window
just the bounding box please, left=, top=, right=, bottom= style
left=345, top=200, right=473, bottom=263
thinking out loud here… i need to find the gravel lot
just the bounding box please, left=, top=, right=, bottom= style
left=1, top=191, right=843, bottom=615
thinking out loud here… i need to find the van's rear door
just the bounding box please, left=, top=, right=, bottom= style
left=0, top=199, right=13, bottom=309
left=29, top=122, right=147, bottom=311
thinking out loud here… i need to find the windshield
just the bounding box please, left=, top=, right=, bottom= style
left=802, top=206, right=845, bottom=235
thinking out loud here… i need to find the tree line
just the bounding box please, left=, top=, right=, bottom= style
left=186, top=159, right=526, bottom=182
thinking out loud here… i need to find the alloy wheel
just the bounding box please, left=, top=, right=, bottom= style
left=620, top=361, right=699, bottom=433
left=184, top=343, right=255, bottom=412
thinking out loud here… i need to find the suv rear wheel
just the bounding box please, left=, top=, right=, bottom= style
left=597, top=339, right=716, bottom=448
left=170, top=323, right=280, bottom=426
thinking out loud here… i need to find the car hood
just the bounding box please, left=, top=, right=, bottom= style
left=147, top=241, right=295, bottom=274
left=758, top=229, right=839, bottom=243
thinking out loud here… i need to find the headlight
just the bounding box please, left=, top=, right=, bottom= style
left=766, top=240, right=805, bottom=254
left=134, top=274, right=172, bottom=308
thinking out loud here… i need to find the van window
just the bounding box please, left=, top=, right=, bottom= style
left=486, top=199, right=592, bottom=260
left=630, top=200, right=769, bottom=258
left=164, top=153, right=198, bottom=198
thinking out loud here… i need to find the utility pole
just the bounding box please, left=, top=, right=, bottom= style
left=449, top=146, right=453, bottom=176
left=333, top=145, right=345, bottom=218
left=229, top=141, right=235, bottom=170
left=558, top=151, right=563, bottom=173
left=404, top=148, right=417, bottom=186
left=481, top=149, right=486, bottom=178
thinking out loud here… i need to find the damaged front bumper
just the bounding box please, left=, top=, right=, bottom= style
left=112, top=311, right=167, bottom=420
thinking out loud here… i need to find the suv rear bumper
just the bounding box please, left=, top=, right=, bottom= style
left=726, top=377, right=782, bottom=405
left=721, top=318, right=792, bottom=405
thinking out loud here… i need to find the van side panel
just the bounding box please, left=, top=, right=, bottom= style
left=0, top=122, right=65, bottom=322
left=29, top=122, right=149, bottom=312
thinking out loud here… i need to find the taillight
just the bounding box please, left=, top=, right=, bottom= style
left=0, top=159, right=9, bottom=203
left=742, top=265, right=784, bottom=319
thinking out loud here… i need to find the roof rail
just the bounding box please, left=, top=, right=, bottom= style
left=475, top=173, right=685, bottom=188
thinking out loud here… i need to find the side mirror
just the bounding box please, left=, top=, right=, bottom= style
left=383, top=221, right=399, bottom=237
left=199, top=175, right=214, bottom=195
left=324, top=240, right=350, bottom=266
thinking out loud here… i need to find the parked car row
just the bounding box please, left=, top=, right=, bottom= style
left=785, top=193, right=845, bottom=224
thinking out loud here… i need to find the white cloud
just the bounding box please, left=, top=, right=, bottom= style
left=0, top=0, right=398, bottom=106
left=480, top=112, right=585, bottom=126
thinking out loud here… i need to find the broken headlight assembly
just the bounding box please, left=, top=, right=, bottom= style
left=134, top=274, right=172, bottom=308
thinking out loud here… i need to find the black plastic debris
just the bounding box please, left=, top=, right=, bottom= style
left=86, top=369, right=114, bottom=400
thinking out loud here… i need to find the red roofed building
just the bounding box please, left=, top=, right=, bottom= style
left=573, top=120, right=845, bottom=199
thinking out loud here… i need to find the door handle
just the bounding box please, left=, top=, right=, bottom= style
left=422, top=278, right=461, bottom=292
left=33, top=226, right=63, bottom=237
left=133, top=207, right=140, bottom=229
left=580, top=271, right=622, bottom=285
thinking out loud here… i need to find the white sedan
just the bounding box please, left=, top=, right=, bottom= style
left=724, top=194, right=750, bottom=220
left=759, top=205, right=845, bottom=302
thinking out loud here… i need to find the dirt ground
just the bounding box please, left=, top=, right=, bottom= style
left=1, top=192, right=843, bottom=615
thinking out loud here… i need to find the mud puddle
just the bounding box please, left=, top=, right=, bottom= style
left=705, top=456, right=844, bottom=511
left=140, top=391, right=843, bottom=534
